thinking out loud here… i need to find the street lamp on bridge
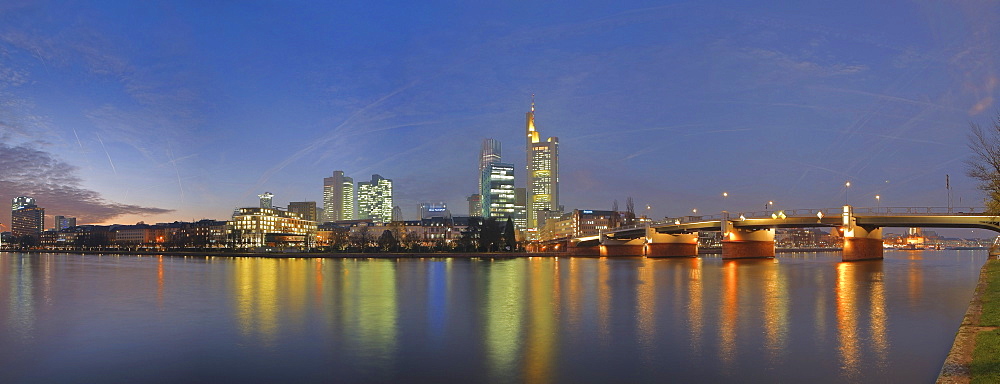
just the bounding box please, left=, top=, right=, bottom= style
left=876, top=195, right=881, bottom=213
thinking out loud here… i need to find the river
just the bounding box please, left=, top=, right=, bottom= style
left=0, top=250, right=987, bottom=383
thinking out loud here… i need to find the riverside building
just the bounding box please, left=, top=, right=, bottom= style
left=358, top=174, right=393, bottom=224
left=11, top=196, right=44, bottom=238
left=323, top=171, right=355, bottom=222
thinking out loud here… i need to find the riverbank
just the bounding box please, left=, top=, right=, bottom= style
left=938, top=258, right=1000, bottom=383
left=0, top=249, right=553, bottom=258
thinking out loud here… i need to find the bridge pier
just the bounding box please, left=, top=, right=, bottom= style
left=645, top=229, right=698, bottom=257
left=842, top=205, right=883, bottom=261
left=600, top=233, right=644, bottom=256
left=721, top=226, right=775, bottom=259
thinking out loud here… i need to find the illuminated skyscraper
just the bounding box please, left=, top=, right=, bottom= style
left=11, top=196, right=44, bottom=238
left=323, top=171, right=355, bottom=222
left=479, top=138, right=501, bottom=193
left=481, top=162, right=515, bottom=219
left=525, top=96, right=559, bottom=229
left=358, top=174, right=393, bottom=224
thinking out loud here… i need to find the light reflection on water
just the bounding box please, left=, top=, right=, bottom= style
left=0, top=250, right=987, bottom=383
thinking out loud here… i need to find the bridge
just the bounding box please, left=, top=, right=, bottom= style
left=546, top=206, right=999, bottom=261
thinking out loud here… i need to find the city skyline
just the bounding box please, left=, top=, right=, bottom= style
left=1, top=2, right=998, bottom=237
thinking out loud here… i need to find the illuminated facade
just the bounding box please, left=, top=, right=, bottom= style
left=323, top=171, right=354, bottom=222
left=11, top=196, right=44, bottom=238
left=228, top=207, right=317, bottom=249
left=525, top=97, right=559, bottom=229
left=358, top=174, right=393, bottom=224
left=479, top=138, right=501, bottom=193
left=539, top=209, right=615, bottom=241
left=481, top=162, right=516, bottom=219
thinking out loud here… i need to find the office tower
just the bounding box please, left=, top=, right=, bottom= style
left=513, top=187, right=527, bottom=230
left=54, top=216, right=77, bottom=230
left=358, top=174, right=393, bottom=224
left=525, top=96, right=559, bottom=229
left=323, top=171, right=355, bottom=222
left=287, top=201, right=318, bottom=222
left=11, top=196, right=44, bottom=238
left=258, top=192, right=274, bottom=209
left=467, top=194, right=482, bottom=217
left=419, top=202, right=450, bottom=220
left=479, top=139, right=501, bottom=193
left=481, top=162, right=516, bottom=219
left=392, top=206, right=403, bottom=222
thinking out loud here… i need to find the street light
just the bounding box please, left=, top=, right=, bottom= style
left=875, top=195, right=881, bottom=213
left=845, top=181, right=851, bottom=205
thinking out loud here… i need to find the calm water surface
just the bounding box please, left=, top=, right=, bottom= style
left=0, top=250, right=987, bottom=383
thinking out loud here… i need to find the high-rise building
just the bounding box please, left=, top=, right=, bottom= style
left=392, top=206, right=403, bottom=222
left=525, top=96, right=559, bottom=229
left=287, top=201, right=318, bottom=222
left=323, top=171, right=355, bottom=222
left=513, top=187, right=527, bottom=230
left=258, top=192, right=274, bottom=209
left=11, top=196, right=44, bottom=238
left=467, top=194, right=482, bottom=217
left=479, top=139, right=501, bottom=193
left=358, top=174, right=393, bottom=224
left=54, top=216, right=77, bottom=230
left=419, top=202, right=450, bottom=220
left=481, top=162, right=516, bottom=219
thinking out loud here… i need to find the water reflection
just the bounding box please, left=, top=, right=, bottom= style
left=0, top=251, right=985, bottom=383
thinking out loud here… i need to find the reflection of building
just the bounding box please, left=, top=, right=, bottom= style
left=323, top=171, right=355, bottom=222
left=287, top=201, right=318, bottom=222
left=525, top=98, right=560, bottom=230
left=358, top=174, right=393, bottom=224
left=11, top=196, right=44, bottom=238
left=228, top=200, right=318, bottom=249
left=481, top=162, right=515, bottom=219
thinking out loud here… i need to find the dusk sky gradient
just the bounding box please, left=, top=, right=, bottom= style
left=1, top=1, right=998, bottom=236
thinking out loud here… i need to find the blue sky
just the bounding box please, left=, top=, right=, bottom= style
left=0, top=1, right=998, bottom=236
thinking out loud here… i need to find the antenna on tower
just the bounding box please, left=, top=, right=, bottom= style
left=531, top=93, right=535, bottom=112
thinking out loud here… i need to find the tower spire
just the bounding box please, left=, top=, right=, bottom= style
left=531, top=93, right=535, bottom=112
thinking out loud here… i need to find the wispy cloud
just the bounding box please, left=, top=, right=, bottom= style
left=0, top=142, right=172, bottom=224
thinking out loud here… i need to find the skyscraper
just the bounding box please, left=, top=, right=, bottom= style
left=287, top=201, right=318, bottom=222
left=11, top=196, right=44, bottom=238
left=358, top=174, right=393, bottom=224
left=479, top=138, right=501, bottom=193
left=481, top=162, right=516, bottom=219
left=525, top=96, right=559, bottom=229
left=323, top=171, right=354, bottom=222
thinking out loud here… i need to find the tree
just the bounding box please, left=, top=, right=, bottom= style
left=377, top=230, right=398, bottom=252
left=623, top=197, right=636, bottom=226
left=967, top=114, right=1000, bottom=215
left=502, top=217, right=517, bottom=251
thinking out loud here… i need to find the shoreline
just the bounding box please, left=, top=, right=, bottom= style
left=937, top=258, right=997, bottom=383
